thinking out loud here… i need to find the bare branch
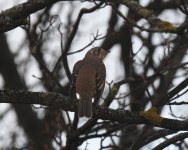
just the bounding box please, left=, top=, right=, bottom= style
left=153, top=132, right=188, bottom=150
left=1, top=90, right=188, bottom=131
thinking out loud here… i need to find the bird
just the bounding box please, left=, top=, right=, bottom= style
left=70, top=47, right=108, bottom=118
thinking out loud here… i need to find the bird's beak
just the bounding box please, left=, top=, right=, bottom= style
left=105, top=50, right=110, bottom=54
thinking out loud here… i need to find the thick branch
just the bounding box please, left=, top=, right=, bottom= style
left=0, top=0, right=183, bottom=34
left=1, top=90, right=188, bottom=131
left=0, top=89, right=75, bottom=111
left=0, top=0, right=61, bottom=33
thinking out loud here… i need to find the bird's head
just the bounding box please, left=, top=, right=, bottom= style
left=87, top=47, right=109, bottom=59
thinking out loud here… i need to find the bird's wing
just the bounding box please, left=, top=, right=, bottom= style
left=69, top=60, right=83, bottom=99
left=96, top=62, right=106, bottom=92
left=94, top=62, right=106, bottom=105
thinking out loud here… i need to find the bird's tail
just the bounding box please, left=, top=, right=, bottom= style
left=79, top=98, right=92, bottom=118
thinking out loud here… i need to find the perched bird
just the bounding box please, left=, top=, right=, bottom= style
left=70, top=47, right=108, bottom=118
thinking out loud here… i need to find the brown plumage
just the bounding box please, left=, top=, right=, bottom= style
left=70, top=47, right=107, bottom=118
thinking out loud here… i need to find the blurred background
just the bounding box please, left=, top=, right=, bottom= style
left=0, top=0, right=188, bottom=149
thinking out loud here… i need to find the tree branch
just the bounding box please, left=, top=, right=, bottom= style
left=0, top=0, right=61, bottom=33
left=1, top=89, right=188, bottom=131
left=152, top=132, right=188, bottom=150
left=0, top=89, right=75, bottom=111
left=0, top=0, right=184, bottom=34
